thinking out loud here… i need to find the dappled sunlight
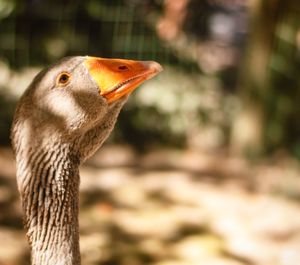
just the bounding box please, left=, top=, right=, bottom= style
left=1, top=144, right=300, bottom=265
left=34, top=145, right=300, bottom=265
left=79, top=147, right=300, bottom=265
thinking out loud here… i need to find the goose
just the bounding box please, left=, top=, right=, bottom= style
left=11, top=56, right=162, bottom=265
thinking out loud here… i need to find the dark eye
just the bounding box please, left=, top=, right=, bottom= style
left=118, top=65, right=129, bottom=71
left=57, top=72, right=71, bottom=86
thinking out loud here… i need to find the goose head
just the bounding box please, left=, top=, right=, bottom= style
left=12, top=56, right=162, bottom=160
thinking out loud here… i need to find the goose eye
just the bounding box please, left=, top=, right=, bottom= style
left=57, top=72, right=71, bottom=86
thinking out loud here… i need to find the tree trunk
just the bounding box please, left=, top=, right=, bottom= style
left=231, top=0, right=282, bottom=156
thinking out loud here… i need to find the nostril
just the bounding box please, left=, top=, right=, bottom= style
left=118, top=65, right=129, bottom=71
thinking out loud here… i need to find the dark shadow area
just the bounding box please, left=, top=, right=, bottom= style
left=0, top=92, right=17, bottom=146
left=0, top=172, right=23, bottom=228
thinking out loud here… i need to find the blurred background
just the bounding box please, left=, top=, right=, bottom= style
left=0, top=0, right=300, bottom=264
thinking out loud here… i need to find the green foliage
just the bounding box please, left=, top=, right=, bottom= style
left=266, top=7, right=300, bottom=157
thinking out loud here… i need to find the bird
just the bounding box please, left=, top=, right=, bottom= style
left=11, top=56, right=162, bottom=265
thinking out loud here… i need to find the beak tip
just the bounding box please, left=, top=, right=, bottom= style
left=142, top=61, right=164, bottom=74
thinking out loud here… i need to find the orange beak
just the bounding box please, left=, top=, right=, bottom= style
left=84, top=56, right=163, bottom=103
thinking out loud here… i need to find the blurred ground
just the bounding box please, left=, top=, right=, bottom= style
left=1, top=145, right=300, bottom=265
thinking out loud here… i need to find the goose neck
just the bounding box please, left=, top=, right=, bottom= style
left=17, top=144, right=81, bottom=265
